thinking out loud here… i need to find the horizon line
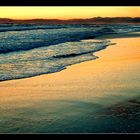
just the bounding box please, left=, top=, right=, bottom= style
left=1, top=16, right=140, bottom=20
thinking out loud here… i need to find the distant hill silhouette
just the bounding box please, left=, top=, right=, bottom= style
left=0, top=17, right=140, bottom=24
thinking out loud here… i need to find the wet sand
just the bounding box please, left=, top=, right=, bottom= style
left=0, top=36, right=140, bottom=133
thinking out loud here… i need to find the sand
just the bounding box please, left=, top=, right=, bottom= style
left=0, top=36, right=140, bottom=133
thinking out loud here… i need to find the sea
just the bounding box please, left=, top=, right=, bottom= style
left=0, top=24, right=140, bottom=81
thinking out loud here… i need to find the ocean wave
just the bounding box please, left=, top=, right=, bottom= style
left=0, top=40, right=112, bottom=81
left=0, top=24, right=140, bottom=81
left=0, top=24, right=140, bottom=54
left=0, top=27, right=100, bottom=53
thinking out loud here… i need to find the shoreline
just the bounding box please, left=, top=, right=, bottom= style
left=0, top=32, right=140, bottom=83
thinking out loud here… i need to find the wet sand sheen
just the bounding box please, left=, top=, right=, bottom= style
left=0, top=37, right=140, bottom=133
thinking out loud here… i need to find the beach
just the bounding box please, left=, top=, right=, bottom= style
left=0, top=36, right=140, bottom=133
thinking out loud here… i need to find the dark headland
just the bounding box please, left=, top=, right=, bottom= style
left=0, top=17, right=140, bottom=24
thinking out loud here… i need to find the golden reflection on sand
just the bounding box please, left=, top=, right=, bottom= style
left=0, top=37, right=140, bottom=106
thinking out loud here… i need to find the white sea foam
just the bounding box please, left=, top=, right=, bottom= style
left=0, top=40, right=112, bottom=81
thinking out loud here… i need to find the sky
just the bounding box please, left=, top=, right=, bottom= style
left=0, top=6, right=140, bottom=20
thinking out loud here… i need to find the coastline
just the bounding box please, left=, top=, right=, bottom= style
left=0, top=34, right=140, bottom=133
left=0, top=32, right=140, bottom=83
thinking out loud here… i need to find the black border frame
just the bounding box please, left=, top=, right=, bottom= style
left=0, top=0, right=140, bottom=138
left=0, top=0, right=140, bottom=6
